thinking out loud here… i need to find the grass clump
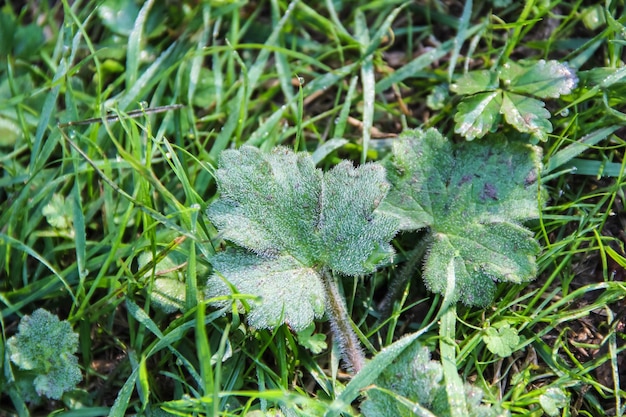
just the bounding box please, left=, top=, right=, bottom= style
left=1, top=1, right=625, bottom=416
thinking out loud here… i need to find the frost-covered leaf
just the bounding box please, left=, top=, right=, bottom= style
left=454, top=91, right=502, bottom=140
left=42, top=193, right=73, bottom=230
left=361, top=341, right=509, bottom=417
left=500, top=92, right=552, bottom=141
left=33, top=355, right=82, bottom=400
left=450, top=70, right=499, bottom=95
left=482, top=324, right=520, bottom=357
left=206, top=146, right=398, bottom=331
left=500, top=60, right=578, bottom=99
left=380, top=128, right=542, bottom=306
left=7, top=309, right=82, bottom=400
left=208, top=249, right=326, bottom=330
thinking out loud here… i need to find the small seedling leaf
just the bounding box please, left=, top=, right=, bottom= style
left=380, top=128, right=542, bottom=306
left=426, top=83, right=450, bottom=110
left=500, top=60, right=578, bottom=99
left=42, top=193, right=73, bottom=230
left=450, top=70, right=499, bottom=95
left=482, top=324, right=520, bottom=357
left=454, top=91, right=502, bottom=141
left=139, top=251, right=191, bottom=313
left=500, top=92, right=552, bottom=141
left=296, top=323, right=328, bottom=354
left=539, top=387, right=569, bottom=417
left=206, top=146, right=397, bottom=331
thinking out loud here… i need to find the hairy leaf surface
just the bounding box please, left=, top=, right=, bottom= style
left=380, top=129, right=542, bottom=306
left=361, top=341, right=509, bottom=417
left=206, top=146, right=397, bottom=331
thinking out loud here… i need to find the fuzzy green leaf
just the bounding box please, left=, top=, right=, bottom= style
left=452, top=59, right=578, bottom=140
left=454, top=91, right=502, bottom=141
left=500, top=92, right=552, bottom=141
left=7, top=309, right=82, bottom=400
left=206, top=146, right=397, bottom=331
left=208, top=248, right=326, bottom=330
left=500, top=60, right=578, bottom=99
left=361, top=341, right=509, bottom=417
left=450, top=70, right=499, bottom=95
left=380, top=128, right=542, bottom=306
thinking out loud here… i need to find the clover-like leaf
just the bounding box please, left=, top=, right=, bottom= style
left=454, top=91, right=502, bottom=141
left=296, top=323, right=328, bottom=354
left=452, top=59, right=578, bottom=140
left=206, top=146, right=398, bottom=331
left=500, top=59, right=578, bottom=99
left=482, top=323, right=520, bottom=357
left=450, top=70, right=499, bottom=95
left=500, top=92, right=552, bottom=141
left=380, top=128, right=542, bottom=306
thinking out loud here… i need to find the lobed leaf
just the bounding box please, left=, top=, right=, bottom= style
left=500, top=92, right=552, bottom=142
left=361, top=341, right=509, bottom=417
left=42, top=193, right=73, bottom=230
left=499, top=59, right=578, bottom=99
left=450, top=70, right=499, bottom=95
left=482, top=324, right=520, bottom=357
left=7, top=309, right=82, bottom=400
left=453, top=91, right=502, bottom=141
left=380, top=129, right=542, bottom=306
left=206, top=146, right=397, bottom=331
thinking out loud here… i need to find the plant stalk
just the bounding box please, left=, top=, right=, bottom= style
left=377, top=236, right=430, bottom=320
left=321, top=268, right=365, bottom=374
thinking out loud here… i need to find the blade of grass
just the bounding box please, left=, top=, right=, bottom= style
left=544, top=126, right=619, bottom=174
left=126, top=0, right=154, bottom=90
left=0, top=233, right=77, bottom=308
left=448, top=0, right=472, bottom=82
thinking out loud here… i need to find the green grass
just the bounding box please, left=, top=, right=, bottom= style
left=1, top=0, right=626, bottom=416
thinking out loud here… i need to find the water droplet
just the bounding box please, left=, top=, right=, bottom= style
left=559, top=109, right=569, bottom=117
left=298, top=76, right=305, bottom=86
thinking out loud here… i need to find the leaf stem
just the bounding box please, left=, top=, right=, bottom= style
left=321, top=268, right=365, bottom=374
left=377, top=236, right=430, bottom=320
